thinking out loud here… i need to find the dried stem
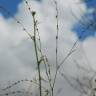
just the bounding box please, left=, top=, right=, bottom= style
left=31, top=11, right=42, bottom=96
left=52, top=1, right=59, bottom=96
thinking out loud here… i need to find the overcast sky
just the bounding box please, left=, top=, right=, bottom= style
left=0, top=0, right=96, bottom=96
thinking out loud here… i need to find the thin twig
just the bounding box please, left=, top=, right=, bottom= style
left=52, top=1, right=59, bottom=96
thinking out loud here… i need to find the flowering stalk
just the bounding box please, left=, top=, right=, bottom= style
left=32, top=11, right=42, bottom=96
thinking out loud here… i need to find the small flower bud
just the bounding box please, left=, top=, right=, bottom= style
left=32, top=11, right=36, bottom=16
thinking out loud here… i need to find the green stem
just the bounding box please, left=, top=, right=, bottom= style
left=32, top=12, right=42, bottom=96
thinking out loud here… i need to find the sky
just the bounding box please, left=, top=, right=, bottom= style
left=0, top=0, right=96, bottom=96
left=73, top=0, right=96, bottom=40
left=0, top=0, right=22, bottom=18
left=0, top=0, right=42, bottom=18
left=84, top=0, right=96, bottom=8
left=0, top=0, right=96, bottom=41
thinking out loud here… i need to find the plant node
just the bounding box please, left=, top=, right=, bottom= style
left=32, top=11, right=36, bottom=16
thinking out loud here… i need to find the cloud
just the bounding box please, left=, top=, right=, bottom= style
left=0, top=14, right=35, bottom=81
left=83, top=37, right=96, bottom=69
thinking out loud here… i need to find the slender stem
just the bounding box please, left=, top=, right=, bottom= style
left=32, top=12, right=42, bottom=96
left=37, top=27, right=53, bottom=96
left=37, top=27, right=53, bottom=95
left=51, top=87, right=53, bottom=96
left=52, top=1, right=59, bottom=96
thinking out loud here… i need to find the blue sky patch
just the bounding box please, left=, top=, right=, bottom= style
left=0, top=0, right=41, bottom=19
left=0, top=0, right=21, bottom=18
left=72, top=21, right=96, bottom=41
left=83, top=0, right=96, bottom=8
left=73, top=0, right=96, bottom=41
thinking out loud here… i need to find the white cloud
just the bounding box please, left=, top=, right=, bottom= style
left=83, top=37, right=96, bottom=70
